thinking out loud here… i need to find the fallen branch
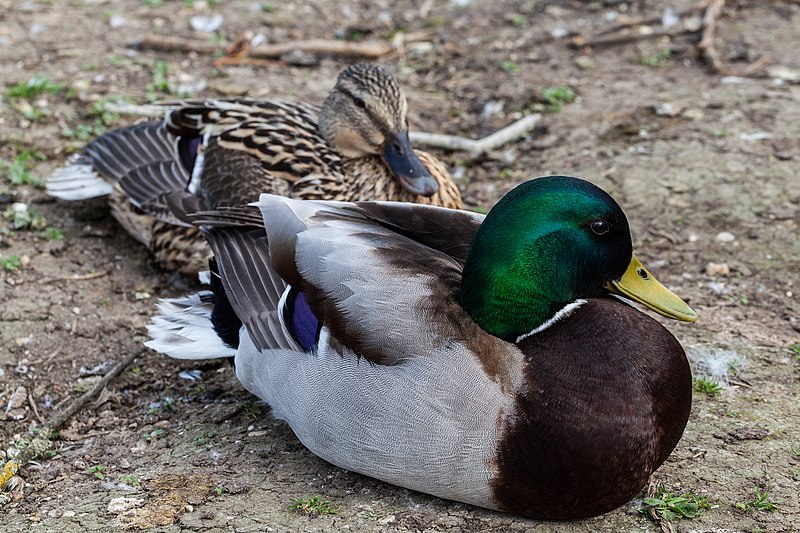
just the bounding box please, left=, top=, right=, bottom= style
left=409, top=114, right=542, bottom=158
left=571, top=28, right=688, bottom=49
left=698, top=0, right=769, bottom=76
left=39, top=271, right=109, bottom=284
left=573, top=3, right=706, bottom=48
left=134, top=35, right=221, bottom=55
left=593, top=5, right=706, bottom=37
left=250, top=39, right=391, bottom=60
left=0, top=348, right=143, bottom=502
left=134, top=35, right=392, bottom=60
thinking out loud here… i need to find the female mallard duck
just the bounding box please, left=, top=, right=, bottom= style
left=46, top=63, right=460, bottom=275
left=145, top=175, right=696, bottom=519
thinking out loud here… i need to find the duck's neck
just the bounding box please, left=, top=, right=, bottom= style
left=459, top=230, right=577, bottom=342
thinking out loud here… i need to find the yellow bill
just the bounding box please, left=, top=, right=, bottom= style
left=604, top=254, right=697, bottom=322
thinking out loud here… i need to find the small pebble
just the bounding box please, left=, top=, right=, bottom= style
left=681, top=108, right=705, bottom=121
left=574, top=56, right=595, bottom=71
left=190, top=14, right=223, bottom=33
left=715, top=231, right=735, bottom=243
left=705, top=262, right=730, bottom=276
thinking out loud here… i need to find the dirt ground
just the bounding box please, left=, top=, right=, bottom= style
left=1, top=0, right=798, bottom=531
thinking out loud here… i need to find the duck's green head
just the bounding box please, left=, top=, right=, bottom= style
left=319, top=63, right=438, bottom=197
left=460, top=176, right=696, bottom=342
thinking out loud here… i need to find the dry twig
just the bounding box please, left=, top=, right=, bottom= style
left=698, top=0, right=769, bottom=76
left=409, top=114, right=542, bottom=158
left=0, top=348, right=144, bottom=503
left=134, top=35, right=391, bottom=61
left=38, top=271, right=109, bottom=284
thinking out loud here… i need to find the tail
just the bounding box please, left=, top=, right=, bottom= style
left=145, top=291, right=237, bottom=360
left=46, top=154, right=114, bottom=200
left=47, top=121, right=187, bottom=201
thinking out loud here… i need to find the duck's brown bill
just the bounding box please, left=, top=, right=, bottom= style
left=604, top=254, right=697, bottom=322
left=381, top=131, right=439, bottom=197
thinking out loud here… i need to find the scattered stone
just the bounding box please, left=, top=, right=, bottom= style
left=108, top=497, right=144, bottom=514
left=574, top=56, right=595, bottom=71
left=715, top=425, right=770, bottom=444
left=15, top=336, right=32, bottom=347
left=408, top=41, right=434, bottom=57
left=715, top=231, right=735, bottom=243
left=681, top=108, right=705, bottom=121
left=248, top=430, right=268, bottom=437
left=705, top=262, right=730, bottom=276
left=653, top=102, right=682, bottom=117
left=109, top=15, right=126, bottom=28
left=378, top=514, right=396, bottom=524
left=134, top=292, right=151, bottom=301
left=190, top=14, right=223, bottom=33
left=5, top=385, right=28, bottom=420
left=767, top=65, right=800, bottom=83
left=739, top=131, right=771, bottom=142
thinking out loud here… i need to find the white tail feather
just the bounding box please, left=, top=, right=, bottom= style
left=145, top=292, right=236, bottom=360
left=46, top=161, right=113, bottom=200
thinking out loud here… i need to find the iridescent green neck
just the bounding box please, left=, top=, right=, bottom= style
left=459, top=177, right=631, bottom=341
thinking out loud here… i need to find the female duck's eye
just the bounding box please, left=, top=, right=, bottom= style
left=590, top=219, right=610, bottom=235
left=353, top=96, right=366, bottom=109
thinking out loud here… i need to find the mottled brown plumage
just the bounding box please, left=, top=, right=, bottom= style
left=47, top=63, right=461, bottom=275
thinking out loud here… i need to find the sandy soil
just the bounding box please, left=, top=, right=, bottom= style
left=1, top=0, right=798, bottom=531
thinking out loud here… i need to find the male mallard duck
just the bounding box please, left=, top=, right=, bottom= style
left=46, top=63, right=460, bottom=275
left=145, top=175, right=696, bottom=519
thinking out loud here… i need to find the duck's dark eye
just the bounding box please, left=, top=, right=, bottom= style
left=590, top=219, right=610, bottom=235
left=353, top=96, right=366, bottom=109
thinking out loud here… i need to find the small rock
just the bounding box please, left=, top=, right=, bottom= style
left=481, top=100, right=504, bottom=119
left=681, top=108, right=705, bottom=121
left=14, top=336, right=32, bottom=347
left=766, top=65, right=800, bottom=82
left=716, top=425, right=770, bottom=444
left=107, top=497, right=143, bottom=514
left=109, top=15, right=126, bottom=28
left=715, top=231, right=735, bottom=243
left=653, top=102, right=682, bottom=117
left=408, top=41, right=434, bottom=57
left=705, top=262, right=730, bottom=276
left=5, top=386, right=28, bottom=419
left=378, top=514, right=396, bottom=524
left=248, top=430, right=267, bottom=437
left=190, top=14, right=223, bottom=33
left=739, top=131, right=771, bottom=142
left=574, top=56, right=595, bottom=71
left=134, top=292, right=151, bottom=301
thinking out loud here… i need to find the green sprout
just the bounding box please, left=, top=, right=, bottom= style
left=542, top=86, right=576, bottom=113
left=89, top=465, right=108, bottom=480
left=5, top=75, right=64, bottom=101
left=693, top=377, right=723, bottom=396
left=736, top=488, right=779, bottom=513
left=0, top=255, right=21, bottom=271
left=641, top=487, right=711, bottom=521
left=288, top=495, right=339, bottom=516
